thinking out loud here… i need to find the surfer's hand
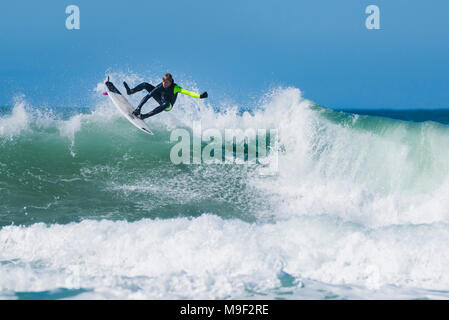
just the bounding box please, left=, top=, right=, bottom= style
left=200, top=92, right=208, bottom=99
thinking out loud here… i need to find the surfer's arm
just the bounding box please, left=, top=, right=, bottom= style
left=174, top=85, right=208, bottom=99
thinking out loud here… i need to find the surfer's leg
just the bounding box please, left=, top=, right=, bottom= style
left=133, top=94, right=151, bottom=116
left=132, top=86, right=163, bottom=116
left=139, top=103, right=170, bottom=119
left=124, top=82, right=155, bottom=95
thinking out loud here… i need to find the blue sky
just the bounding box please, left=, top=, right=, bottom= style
left=0, top=0, right=448, bottom=109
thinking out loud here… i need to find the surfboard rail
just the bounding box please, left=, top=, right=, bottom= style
left=104, top=78, right=153, bottom=135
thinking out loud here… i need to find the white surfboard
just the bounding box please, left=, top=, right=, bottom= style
left=104, top=78, right=153, bottom=135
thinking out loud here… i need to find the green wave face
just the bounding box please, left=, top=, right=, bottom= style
left=2, top=91, right=449, bottom=228
left=0, top=106, right=272, bottom=226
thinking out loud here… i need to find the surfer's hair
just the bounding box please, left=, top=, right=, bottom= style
left=163, top=73, right=173, bottom=82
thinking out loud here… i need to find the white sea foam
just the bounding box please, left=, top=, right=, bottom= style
left=1, top=215, right=449, bottom=299
left=0, top=96, right=30, bottom=139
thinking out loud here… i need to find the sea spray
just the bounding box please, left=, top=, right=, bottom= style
left=2, top=73, right=449, bottom=299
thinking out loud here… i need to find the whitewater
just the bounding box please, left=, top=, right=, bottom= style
left=1, top=73, right=449, bottom=299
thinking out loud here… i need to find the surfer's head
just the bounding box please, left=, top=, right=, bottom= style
left=162, top=73, right=173, bottom=88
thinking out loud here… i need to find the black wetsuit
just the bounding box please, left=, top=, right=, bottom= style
left=126, top=81, right=206, bottom=119
left=127, top=82, right=177, bottom=119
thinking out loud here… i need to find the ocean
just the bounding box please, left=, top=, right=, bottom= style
left=1, top=74, right=449, bottom=299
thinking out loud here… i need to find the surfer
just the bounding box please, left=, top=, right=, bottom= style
left=123, top=73, right=208, bottom=119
